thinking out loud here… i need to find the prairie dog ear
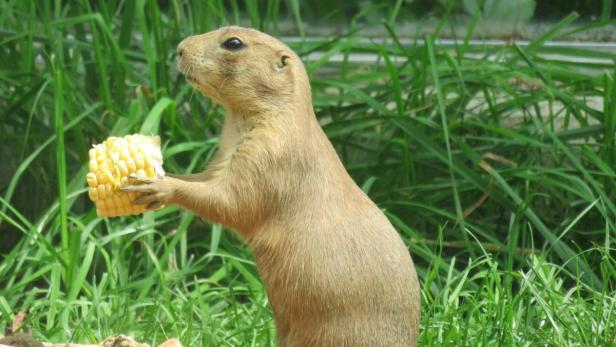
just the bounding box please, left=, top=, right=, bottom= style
left=274, top=53, right=291, bottom=72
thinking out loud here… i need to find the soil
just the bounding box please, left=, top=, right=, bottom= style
left=0, top=334, right=44, bottom=347
left=100, top=336, right=149, bottom=347
left=0, top=334, right=159, bottom=347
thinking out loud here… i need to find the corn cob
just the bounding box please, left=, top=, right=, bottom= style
left=86, top=134, right=165, bottom=217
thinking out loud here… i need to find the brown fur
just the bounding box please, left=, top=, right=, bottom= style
left=124, top=26, right=420, bottom=346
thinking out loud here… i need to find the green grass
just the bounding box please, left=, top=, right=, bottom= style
left=0, top=1, right=615, bottom=346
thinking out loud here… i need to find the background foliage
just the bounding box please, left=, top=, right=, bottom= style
left=0, top=1, right=615, bottom=346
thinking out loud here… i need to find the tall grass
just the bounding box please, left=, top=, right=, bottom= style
left=0, top=1, right=614, bottom=346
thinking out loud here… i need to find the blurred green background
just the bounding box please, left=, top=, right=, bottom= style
left=0, top=1, right=615, bottom=346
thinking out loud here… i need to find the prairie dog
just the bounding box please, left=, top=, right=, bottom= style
left=124, top=26, right=420, bottom=346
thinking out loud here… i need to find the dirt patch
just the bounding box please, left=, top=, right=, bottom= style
left=0, top=335, right=182, bottom=347
left=0, top=334, right=44, bottom=347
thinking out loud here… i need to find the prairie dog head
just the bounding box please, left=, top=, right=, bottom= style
left=177, top=26, right=310, bottom=112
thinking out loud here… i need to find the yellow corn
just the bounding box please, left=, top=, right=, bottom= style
left=86, top=134, right=165, bottom=217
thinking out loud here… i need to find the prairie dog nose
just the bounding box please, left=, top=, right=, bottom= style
left=177, top=39, right=189, bottom=58
left=177, top=38, right=192, bottom=59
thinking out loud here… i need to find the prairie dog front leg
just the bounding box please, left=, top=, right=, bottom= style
left=166, top=172, right=209, bottom=182
left=122, top=175, right=238, bottom=227
left=172, top=179, right=237, bottom=226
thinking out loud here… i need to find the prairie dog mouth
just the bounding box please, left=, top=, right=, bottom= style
left=177, top=63, right=196, bottom=83
left=178, top=64, right=210, bottom=92
left=179, top=68, right=200, bottom=86
left=185, top=74, right=198, bottom=83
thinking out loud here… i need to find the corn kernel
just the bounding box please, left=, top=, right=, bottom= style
left=88, top=187, right=98, bottom=201
left=117, top=161, right=129, bottom=176
left=135, top=153, right=145, bottom=169
left=127, top=159, right=137, bottom=173
left=89, top=160, right=98, bottom=172
left=86, top=173, right=97, bottom=187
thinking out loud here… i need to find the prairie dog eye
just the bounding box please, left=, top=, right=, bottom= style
left=222, top=37, right=243, bottom=50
